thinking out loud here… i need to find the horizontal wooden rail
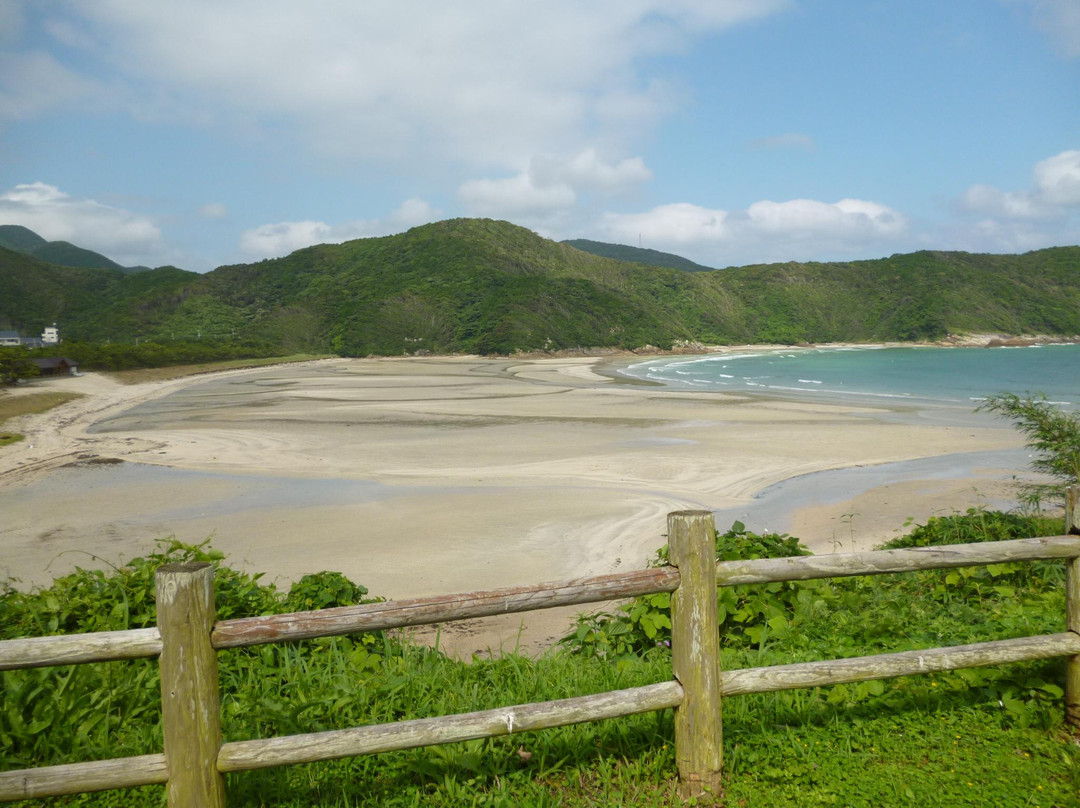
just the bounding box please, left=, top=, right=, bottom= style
left=5, top=632, right=1076, bottom=799
left=716, top=535, right=1080, bottom=586
left=212, top=566, right=682, bottom=649
left=0, top=627, right=161, bottom=672
left=722, top=632, right=1080, bottom=696
left=5, top=537, right=1077, bottom=669
left=217, top=680, right=685, bottom=773
left=213, top=536, right=1080, bottom=649
left=0, top=538, right=1072, bottom=671
left=0, top=753, right=167, bottom=802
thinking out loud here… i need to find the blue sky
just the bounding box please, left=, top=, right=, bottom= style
left=0, top=0, right=1077, bottom=271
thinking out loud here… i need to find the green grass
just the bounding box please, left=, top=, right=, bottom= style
left=0, top=391, right=83, bottom=422
left=2, top=515, right=1079, bottom=807
left=0, top=391, right=83, bottom=448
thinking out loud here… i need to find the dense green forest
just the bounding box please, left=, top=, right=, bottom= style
left=561, top=238, right=716, bottom=272
left=2, top=219, right=1079, bottom=356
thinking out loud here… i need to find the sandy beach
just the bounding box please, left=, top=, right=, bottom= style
left=0, top=355, right=1031, bottom=656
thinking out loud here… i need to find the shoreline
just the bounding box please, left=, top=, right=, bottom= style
left=0, top=353, right=1034, bottom=657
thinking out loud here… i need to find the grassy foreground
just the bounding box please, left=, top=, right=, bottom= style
left=1, top=513, right=1079, bottom=807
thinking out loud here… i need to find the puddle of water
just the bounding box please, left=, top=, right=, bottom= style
left=712, top=448, right=1030, bottom=534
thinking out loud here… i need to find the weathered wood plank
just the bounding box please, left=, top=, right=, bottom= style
left=715, top=536, right=1080, bottom=586
left=668, top=510, right=723, bottom=799
left=0, top=628, right=161, bottom=672
left=1066, top=555, right=1080, bottom=729
left=217, top=681, right=684, bottom=773
left=212, top=566, right=681, bottom=649
left=1066, top=485, right=1079, bottom=535
left=156, top=563, right=226, bottom=807
left=0, top=754, right=167, bottom=802
left=214, top=537, right=1080, bottom=650
left=721, top=633, right=1080, bottom=696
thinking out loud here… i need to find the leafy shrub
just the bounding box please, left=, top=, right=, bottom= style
left=284, top=571, right=372, bottom=612
left=563, top=511, right=1070, bottom=729
left=880, top=508, right=1065, bottom=596
left=978, top=392, right=1080, bottom=505
left=0, top=539, right=392, bottom=771
left=562, top=522, right=827, bottom=659
left=884, top=508, right=1060, bottom=549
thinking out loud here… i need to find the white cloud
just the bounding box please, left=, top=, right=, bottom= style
left=539, top=150, right=653, bottom=192
left=960, top=184, right=1046, bottom=219
left=960, top=149, right=1080, bottom=218
left=0, top=1, right=25, bottom=46
left=749, top=133, right=816, bottom=151
left=947, top=149, right=1080, bottom=254
left=747, top=198, right=906, bottom=236
left=8, top=0, right=789, bottom=166
left=460, top=149, right=652, bottom=218
left=459, top=174, right=576, bottom=218
left=197, top=202, right=228, bottom=219
left=0, top=181, right=162, bottom=262
left=1033, top=149, right=1080, bottom=206
left=1011, top=0, right=1080, bottom=58
left=239, top=198, right=441, bottom=259
left=600, top=203, right=731, bottom=244
left=240, top=221, right=333, bottom=258
left=0, top=50, right=107, bottom=121
left=597, top=197, right=907, bottom=264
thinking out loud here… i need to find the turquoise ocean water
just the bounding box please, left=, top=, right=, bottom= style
left=621, top=343, right=1080, bottom=408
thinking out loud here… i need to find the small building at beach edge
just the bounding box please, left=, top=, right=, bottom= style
left=29, top=357, right=80, bottom=377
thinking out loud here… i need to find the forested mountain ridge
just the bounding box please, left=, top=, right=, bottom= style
left=0, top=245, right=198, bottom=337
left=2, top=218, right=1078, bottom=354
left=0, top=224, right=148, bottom=272
left=561, top=238, right=716, bottom=272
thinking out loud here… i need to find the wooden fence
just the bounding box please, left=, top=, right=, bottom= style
left=2, top=488, right=1080, bottom=804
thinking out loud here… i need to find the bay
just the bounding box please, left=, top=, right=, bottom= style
left=622, top=344, right=1080, bottom=408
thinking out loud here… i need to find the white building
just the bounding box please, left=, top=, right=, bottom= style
left=42, top=325, right=59, bottom=344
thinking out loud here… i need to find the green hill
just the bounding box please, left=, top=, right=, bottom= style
left=0, top=224, right=49, bottom=254
left=2, top=218, right=1078, bottom=353
left=562, top=238, right=716, bottom=272
left=0, top=224, right=139, bottom=271
left=0, top=245, right=200, bottom=340
left=29, top=240, right=125, bottom=271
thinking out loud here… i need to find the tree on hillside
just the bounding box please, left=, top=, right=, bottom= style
left=978, top=393, right=1080, bottom=505
left=0, top=348, right=40, bottom=385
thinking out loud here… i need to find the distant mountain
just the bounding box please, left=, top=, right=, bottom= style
left=0, top=224, right=48, bottom=253
left=562, top=239, right=715, bottom=272
left=2, top=218, right=1079, bottom=353
left=0, top=245, right=198, bottom=340
left=0, top=224, right=145, bottom=272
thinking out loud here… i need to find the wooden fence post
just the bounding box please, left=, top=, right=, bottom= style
left=1066, top=485, right=1080, bottom=730
left=667, top=510, right=723, bottom=799
left=156, top=563, right=227, bottom=807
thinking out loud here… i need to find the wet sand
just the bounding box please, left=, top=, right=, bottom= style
left=0, top=355, right=1032, bottom=656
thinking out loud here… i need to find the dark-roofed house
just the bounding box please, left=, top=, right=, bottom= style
left=30, top=357, right=79, bottom=376
left=0, top=330, right=21, bottom=347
